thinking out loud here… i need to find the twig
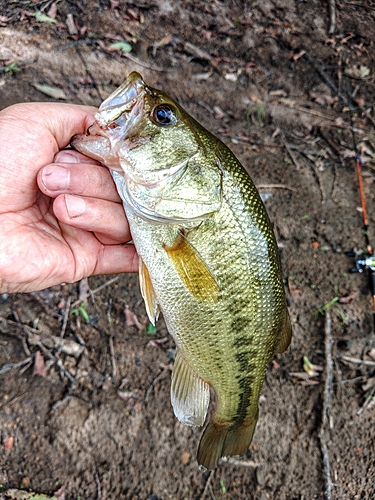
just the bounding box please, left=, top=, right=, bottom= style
left=303, top=53, right=351, bottom=106
left=328, top=0, right=336, bottom=35
left=106, top=299, right=117, bottom=378
left=0, top=356, right=33, bottom=375
left=219, top=456, right=261, bottom=467
left=91, top=276, right=119, bottom=295
left=108, top=335, right=117, bottom=378
left=60, top=295, right=71, bottom=339
left=122, top=52, right=164, bottom=71
left=358, top=383, right=375, bottom=414
left=74, top=43, right=103, bottom=101
left=338, top=354, right=375, bottom=367
left=279, top=131, right=303, bottom=171
left=319, top=311, right=333, bottom=500
left=95, top=470, right=102, bottom=499
left=257, top=184, right=296, bottom=192
left=0, top=318, right=84, bottom=357
left=144, top=367, right=169, bottom=402
left=199, top=470, right=215, bottom=500
left=38, top=342, right=77, bottom=384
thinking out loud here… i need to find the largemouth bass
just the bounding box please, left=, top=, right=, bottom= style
left=71, top=72, right=291, bottom=470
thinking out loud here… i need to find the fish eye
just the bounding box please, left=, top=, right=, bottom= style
left=152, top=104, right=177, bottom=126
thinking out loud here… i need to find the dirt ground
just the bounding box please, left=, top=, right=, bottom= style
left=1, top=1, right=375, bottom=499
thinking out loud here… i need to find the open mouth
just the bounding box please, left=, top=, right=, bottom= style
left=95, top=72, right=147, bottom=129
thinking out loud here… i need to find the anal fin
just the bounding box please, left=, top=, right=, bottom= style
left=171, top=349, right=210, bottom=427
left=163, top=230, right=219, bottom=302
left=139, top=257, right=160, bottom=326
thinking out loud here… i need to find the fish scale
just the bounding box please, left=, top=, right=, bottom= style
left=71, top=71, right=291, bottom=470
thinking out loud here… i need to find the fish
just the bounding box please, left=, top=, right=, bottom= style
left=71, top=72, right=292, bottom=470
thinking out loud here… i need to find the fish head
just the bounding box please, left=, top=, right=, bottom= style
left=72, top=72, right=222, bottom=223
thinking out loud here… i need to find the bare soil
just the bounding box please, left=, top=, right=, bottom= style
left=1, top=1, right=375, bottom=499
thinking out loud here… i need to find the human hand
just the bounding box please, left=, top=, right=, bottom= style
left=0, top=103, right=138, bottom=294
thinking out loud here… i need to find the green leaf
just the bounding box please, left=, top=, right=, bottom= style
left=220, top=480, right=227, bottom=494
left=4, top=62, right=21, bottom=74
left=35, top=11, right=58, bottom=24
left=147, top=323, right=157, bottom=334
left=79, top=305, right=90, bottom=323
left=110, top=41, right=132, bottom=53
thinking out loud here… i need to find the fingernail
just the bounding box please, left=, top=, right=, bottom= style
left=42, top=165, right=70, bottom=191
left=54, top=150, right=79, bottom=163
left=65, top=195, right=86, bottom=218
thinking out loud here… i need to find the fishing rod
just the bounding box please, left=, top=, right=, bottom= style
left=347, top=155, right=375, bottom=331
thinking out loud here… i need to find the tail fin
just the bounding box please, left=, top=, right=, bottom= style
left=197, top=413, right=258, bottom=470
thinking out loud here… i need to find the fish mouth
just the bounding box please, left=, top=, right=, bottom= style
left=95, top=71, right=147, bottom=128
left=71, top=72, right=147, bottom=167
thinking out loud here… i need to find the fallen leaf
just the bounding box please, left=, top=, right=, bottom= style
left=345, top=65, right=371, bottom=80
left=32, top=84, right=67, bottom=100
left=4, top=490, right=58, bottom=499
left=181, top=450, right=190, bottom=465
left=78, top=278, right=90, bottom=302
left=47, top=3, right=58, bottom=19
left=33, top=351, right=47, bottom=377
left=339, top=291, right=358, bottom=304
left=109, top=41, right=132, bottom=53
left=66, top=13, right=78, bottom=35
left=125, top=305, right=145, bottom=330
left=34, top=11, right=57, bottom=24
left=3, top=436, right=14, bottom=450
left=146, top=337, right=168, bottom=348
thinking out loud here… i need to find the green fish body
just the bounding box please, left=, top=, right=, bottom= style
left=72, top=72, right=291, bottom=470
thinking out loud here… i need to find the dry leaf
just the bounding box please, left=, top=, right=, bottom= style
left=125, top=305, right=145, bottom=330
left=339, top=291, right=358, bottom=304
left=3, top=436, right=14, bottom=450
left=33, top=351, right=47, bottom=377
left=345, top=65, right=371, bottom=80
left=78, top=278, right=90, bottom=302
left=66, top=13, right=78, bottom=35
left=32, top=83, right=67, bottom=100
left=47, top=3, right=58, bottom=19
left=181, top=450, right=190, bottom=465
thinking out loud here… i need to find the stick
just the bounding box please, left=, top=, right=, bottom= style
left=328, top=0, right=336, bottom=35
left=60, top=295, right=71, bottom=339
left=199, top=470, right=215, bottom=500
left=0, top=357, right=33, bottom=375
left=91, top=276, right=119, bottom=295
left=256, top=184, right=296, bottom=192
left=319, top=311, right=333, bottom=500
left=338, top=354, right=375, bottom=367
left=219, top=457, right=261, bottom=467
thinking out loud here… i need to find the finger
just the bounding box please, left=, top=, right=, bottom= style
left=92, top=243, right=139, bottom=276
left=38, top=163, right=122, bottom=203
left=53, top=194, right=130, bottom=243
left=54, top=149, right=102, bottom=165
left=3, top=102, right=97, bottom=151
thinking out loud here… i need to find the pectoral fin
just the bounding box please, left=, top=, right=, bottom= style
left=163, top=231, right=219, bottom=302
left=171, top=349, right=210, bottom=427
left=139, top=257, right=160, bottom=326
